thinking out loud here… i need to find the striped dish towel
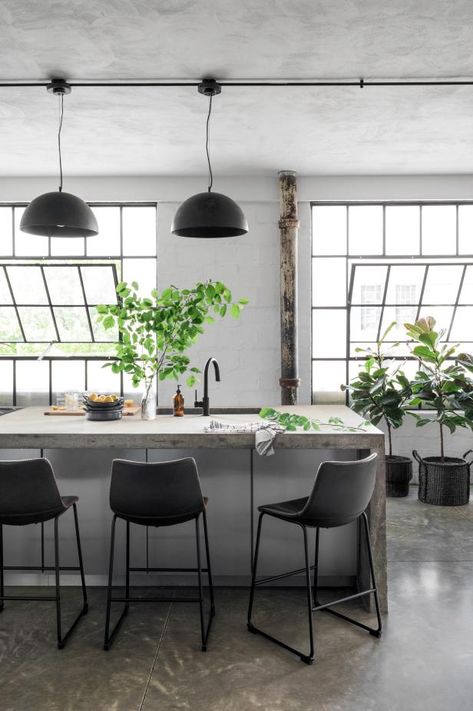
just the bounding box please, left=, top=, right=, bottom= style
left=204, top=420, right=285, bottom=456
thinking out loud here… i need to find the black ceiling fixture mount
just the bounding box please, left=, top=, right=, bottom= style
left=171, top=79, right=248, bottom=239
left=20, top=78, right=98, bottom=239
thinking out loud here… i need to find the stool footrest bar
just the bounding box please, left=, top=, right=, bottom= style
left=255, top=564, right=315, bottom=586
left=129, top=568, right=208, bottom=573
left=313, top=588, right=376, bottom=611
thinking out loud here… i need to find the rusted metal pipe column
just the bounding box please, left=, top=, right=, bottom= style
left=279, top=170, right=300, bottom=405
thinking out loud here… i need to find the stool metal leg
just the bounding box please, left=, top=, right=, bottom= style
left=195, top=513, right=215, bottom=651
left=195, top=516, right=206, bottom=651
left=0, top=524, right=3, bottom=613
left=104, top=515, right=129, bottom=650
left=202, top=508, right=215, bottom=617
left=125, top=521, right=130, bottom=613
left=41, top=522, right=45, bottom=573
left=312, top=512, right=382, bottom=638
left=54, top=513, right=89, bottom=650
left=313, top=527, right=321, bottom=607
left=73, top=503, right=88, bottom=614
left=247, top=513, right=315, bottom=664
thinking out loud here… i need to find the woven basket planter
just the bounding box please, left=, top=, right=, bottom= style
left=386, top=455, right=412, bottom=497
left=413, top=450, right=472, bottom=506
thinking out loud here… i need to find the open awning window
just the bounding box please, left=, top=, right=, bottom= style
left=0, top=264, right=118, bottom=343
left=348, top=262, right=473, bottom=357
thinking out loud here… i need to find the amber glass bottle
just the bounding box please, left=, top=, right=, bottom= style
left=173, top=385, right=185, bottom=417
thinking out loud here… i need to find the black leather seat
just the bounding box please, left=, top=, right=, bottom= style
left=247, top=453, right=382, bottom=664
left=0, top=458, right=88, bottom=648
left=104, top=457, right=215, bottom=652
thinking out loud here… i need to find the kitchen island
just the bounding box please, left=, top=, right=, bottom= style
left=0, top=405, right=386, bottom=611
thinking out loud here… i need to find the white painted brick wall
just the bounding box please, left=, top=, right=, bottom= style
left=157, top=201, right=281, bottom=408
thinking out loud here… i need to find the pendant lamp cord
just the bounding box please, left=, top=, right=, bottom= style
left=57, top=92, right=64, bottom=192
left=206, top=94, right=213, bottom=192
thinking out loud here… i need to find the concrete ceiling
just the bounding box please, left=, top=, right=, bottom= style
left=1, top=0, right=473, bottom=176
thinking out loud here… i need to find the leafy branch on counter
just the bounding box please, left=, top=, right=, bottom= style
left=96, top=280, right=248, bottom=392
left=259, top=408, right=368, bottom=432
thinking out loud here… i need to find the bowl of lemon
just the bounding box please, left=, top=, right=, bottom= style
left=83, top=393, right=124, bottom=421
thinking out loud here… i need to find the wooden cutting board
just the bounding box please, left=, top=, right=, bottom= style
left=44, top=406, right=141, bottom=416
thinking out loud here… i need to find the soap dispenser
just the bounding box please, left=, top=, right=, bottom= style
left=173, top=384, right=184, bottom=417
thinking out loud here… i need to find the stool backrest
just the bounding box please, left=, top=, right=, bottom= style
left=110, top=458, right=204, bottom=523
left=301, top=453, right=378, bottom=527
left=0, top=458, right=64, bottom=522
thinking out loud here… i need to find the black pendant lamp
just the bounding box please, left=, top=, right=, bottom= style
left=171, top=79, right=248, bottom=238
left=20, top=79, right=98, bottom=238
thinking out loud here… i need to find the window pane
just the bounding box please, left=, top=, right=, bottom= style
left=458, top=205, right=473, bottom=255
left=52, top=360, right=85, bottom=399
left=350, top=306, right=382, bottom=343
left=7, top=266, right=48, bottom=305
left=18, top=307, right=56, bottom=341
left=122, top=258, right=157, bottom=296
left=348, top=206, right=383, bottom=255
left=89, top=308, right=118, bottom=341
left=385, top=265, right=425, bottom=305
left=379, top=307, right=418, bottom=342
left=0, top=208, right=13, bottom=256
left=385, top=206, right=420, bottom=255
left=87, top=360, right=120, bottom=394
left=312, top=360, right=346, bottom=404
left=459, top=266, right=473, bottom=304
left=44, top=266, right=84, bottom=304
left=312, top=309, right=346, bottom=357
left=81, top=266, right=117, bottom=304
left=14, top=206, right=49, bottom=257
left=312, top=258, right=346, bottom=306
left=122, top=372, right=140, bottom=400
left=422, top=265, right=463, bottom=305
left=350, top=265, right=387, bottom=305
left=86, top=207, right=121, bottom=256
left=0, top=307, right=22, bottom=340
left=123, top=206, right=157, bottom=256
left=350, top=340, right=411, bottom=357
left=54, top=307, right=91, bottom=341
left=51, top=235, right=85, bottom=256
left=450, top=307, right=473, bottom=341
left=0, top=268, right=12, bottom=304
left=312, top=206, right=347, bottom=255
left=422, top=206, right=456, bottom=255
left=417, top=306, right=453, bottom=334
left=0, top=360, right=13, bottom=405
left=16, top=360, right=49, bottom=406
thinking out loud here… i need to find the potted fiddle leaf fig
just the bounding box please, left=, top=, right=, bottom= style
left=97, top=280, right=248, bottom=420
left=405, top=317, right=473, bottom=506
left=342, top=322, right=413, bottom=496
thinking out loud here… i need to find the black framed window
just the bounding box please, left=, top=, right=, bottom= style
left=311, top=202, right=473, bottom=404
left=0, top=203, right=157, bottom=406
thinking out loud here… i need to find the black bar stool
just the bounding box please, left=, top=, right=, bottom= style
left=247, top=453, right=382, bottom=664
left=0, top=458, right=88, bottom=649
left=104, top=457, right=215, bottom=651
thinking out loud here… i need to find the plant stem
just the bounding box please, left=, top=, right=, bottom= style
left=386, top=421, right=393, bottom=458
left=439, top=422, right=445, bottom=461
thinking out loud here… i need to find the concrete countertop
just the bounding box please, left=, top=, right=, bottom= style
left=0, top=405, right=383, bottom=450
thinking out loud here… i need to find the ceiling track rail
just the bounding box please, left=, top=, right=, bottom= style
left=0, top=78, right=473, bottom=89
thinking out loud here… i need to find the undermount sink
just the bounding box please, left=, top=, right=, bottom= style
left=0, top=407, right=18, bottom=417
left=156, top=407, right=261, bottom=416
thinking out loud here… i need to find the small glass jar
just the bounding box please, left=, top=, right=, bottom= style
left=64, top=392, right=79, bottom=411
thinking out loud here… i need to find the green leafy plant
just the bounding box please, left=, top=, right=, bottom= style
left=259, top=408, right=368, bottom=433
left=97, top=280, right=248, bottom=400
left=342, top=322, right=412, bottom=457
left=405, top=317, right=473, bottom=460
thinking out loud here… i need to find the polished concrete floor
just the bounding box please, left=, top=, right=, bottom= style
left=1, top=490, right=473, bottom=710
